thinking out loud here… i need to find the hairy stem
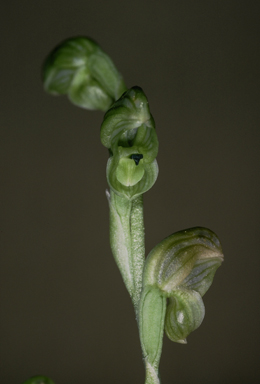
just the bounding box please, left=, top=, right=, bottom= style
left=107, top=190, right=145, bottom=315
left=130, top=194, right=145, bottom=316
left=108, top=190, right=164, bottom=383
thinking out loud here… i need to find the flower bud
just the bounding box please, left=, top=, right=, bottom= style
left=43, top=37, right=126, bottom=111
left=101, top=86, right=159, bottom=199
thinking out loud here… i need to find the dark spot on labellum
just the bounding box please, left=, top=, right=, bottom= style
left=131, top=154, right=143, bottom=165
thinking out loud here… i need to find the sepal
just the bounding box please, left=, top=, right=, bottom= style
left=182, top=256, right=223, bottom=297
left=164, top=289, right=205, bottom=344
left=43, top=37, right=126, bottom=111
left=139, top=286, right=166, bottom=366
left=143, top=227, right=223, bottom=295
left=100, top=86, right=158, bottom=161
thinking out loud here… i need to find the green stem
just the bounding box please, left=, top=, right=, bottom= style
left=130, top=194, right=145, bottom=316
left=144, top=361, right=161, bottom=384
left=108, top=190, right=164, bottom=384
left=107, top=190, right=145, bottom=315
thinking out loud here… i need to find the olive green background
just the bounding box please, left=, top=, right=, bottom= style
left=1, top=1, right=259, bottom=383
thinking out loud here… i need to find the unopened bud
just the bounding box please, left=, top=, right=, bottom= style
left=43, top=37, right=126, bottom=111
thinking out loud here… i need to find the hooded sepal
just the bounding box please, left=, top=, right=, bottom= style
left=100, top=86, right=158, bottom=161
left=143, top=227, right=223, bottom=295
left=181, top=256, right=223, bottom=297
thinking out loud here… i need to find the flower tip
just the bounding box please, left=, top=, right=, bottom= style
left=177, top=339, right=187, bottom=344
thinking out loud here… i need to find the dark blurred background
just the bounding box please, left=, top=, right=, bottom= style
left=1, top=1, right=260, bottom=383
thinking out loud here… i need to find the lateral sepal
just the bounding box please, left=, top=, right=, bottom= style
left=164, top=288, right=205, bottom=344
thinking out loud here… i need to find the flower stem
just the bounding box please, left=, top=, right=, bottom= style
left=130, top=193, right=145, bottom=316
left=108, top=190, right=165, bottom=384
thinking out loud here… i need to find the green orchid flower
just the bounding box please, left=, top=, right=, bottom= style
left=101, top=86, right=159, bottom=200
left=139, top=227, right=223, bottom=383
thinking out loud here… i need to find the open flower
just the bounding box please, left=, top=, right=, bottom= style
left=100, top=86, right=159, bottom=200
left=139, top=226, right=224, bottom=364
